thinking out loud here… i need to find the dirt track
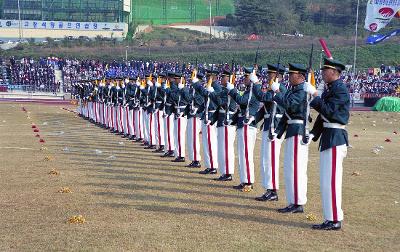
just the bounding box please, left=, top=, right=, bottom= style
left=0, top=102, right=399, bottom=251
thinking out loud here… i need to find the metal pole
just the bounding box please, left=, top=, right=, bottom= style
left=209, top=0, right=212, bottom=40
left=353, top=0, right=360, bottom=76
left=126, top=46, right=128, bottom=61
left=17, top=0, right=22, bottom=40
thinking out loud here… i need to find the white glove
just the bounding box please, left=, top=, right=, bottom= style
left=139, top=85, right=145, bottom=90
left=147, top=80, right=153, bottom=86
left=136, top=81, right=141, bottom=87
left=271, top=81, right=280, bottom=92
left=304, top=82, right=317, bottom=96
left=226, top=83, right=235, bottom=91
left=192, top=77, right=199, bottom=84
left=249, top=73, right=259, bottom=84
left=207, top=86, right=214, bottom=93
left=155, top=82, right=161, bottom=88
left=178, top=83, right=184, bottom=89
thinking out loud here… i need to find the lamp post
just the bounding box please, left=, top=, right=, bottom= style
left=17, top=0, right=22, bottom=40
left=353, top=0, right=360, bottom=76
left=208, top=0, right=212, bottom=40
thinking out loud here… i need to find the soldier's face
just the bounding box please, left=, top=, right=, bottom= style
left=267, top=72, right=277, bottom=83
left=322, top=68, right=339, bottom=83
left=289, top=73, right=305, bottom=85
left=221, top=76, right=229, bottom=85
left=244, top=75, right=251, bottom=86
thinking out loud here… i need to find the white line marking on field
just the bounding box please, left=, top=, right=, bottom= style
left=0, top=147, right=35, bottom=150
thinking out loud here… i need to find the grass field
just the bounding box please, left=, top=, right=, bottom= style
left=132, top=0, right=234, bottom=25
left=0, top=102, right=399, bottom=251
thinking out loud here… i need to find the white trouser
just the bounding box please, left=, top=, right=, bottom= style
left=104, top=104, right=108, bottom=126
left=164, top=114, right=175, bottom=153
left=283, top=135, right=309, bottom=206
left=174, top=116, right=187, bottom=158
left=107, top=105, right=112, bottom=128
left=113, top=106, right=118, bottom=130
left=127, top=108, right=134, bottom=136
left=217, top=125, right=236, bottom=175
left=134, top=108, right=144, bottom=139
left=320, top=144, right=347, bottom=222
left=237, top=125, right=257, bottom=184
left=260, top=130, right=283, bottom=190
left=87, top=102, right=92, bottom=119
left=77, top=100, right=82, bottom=114
left=148, top=111, right=156, bottom=145
left=201, top=122, right=218, bottom=169
left=118, top=105, right=125, bottom=133
left=154, top=110, right=165, bottom=147
left=143, top=111, right=150, bottom=142
left=186, top=117, right=202, bottom=162
left=122, top=106, right=128, bottom=135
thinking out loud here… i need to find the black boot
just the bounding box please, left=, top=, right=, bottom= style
left=277, top=204, right=303, bottom=213
left=312, top=221, right=342, bottom=231
left=255, top=189, right=278, bottom=201
left=172, top=157, right=185, bottom=162
left=214, top=174, right=233, bottom=181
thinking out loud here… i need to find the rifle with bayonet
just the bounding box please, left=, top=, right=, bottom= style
left=268, top=53, right=281, bottom=140
left=302, top=44, right=314, bottom=145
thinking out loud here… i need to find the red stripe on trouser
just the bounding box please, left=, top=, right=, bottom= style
left=103, top=103, right=107, bottom=124
left=224, top=126, right=229, bottom=174
left=193, top=119, right=197, bottom=161
left=167, top=117, right=171, bottom=151
left=271, top=140, right=276, bottom=190
left=294, top=135, right=299, bottom=205
left=331, top=147, right=338, bottom=222
left=132, top=110, right=137, bottom=135
left=149, top=113, right=153, bottom=145
left=94, top=103, right=97, bottom=122
left=138, top=110, right=142, bottom=138
left=207, top=125, right=214, bottom=168
left=157, top=111, right=161, bottom=146
left=111, top=108, right=114, bottom=128
left=244, top=125, right=251, bottom=184
left=119, top=106, right=123, bottom=131
left=178, top=118, right=181, bottom=157
left=126, top=108, right=130, bottom=135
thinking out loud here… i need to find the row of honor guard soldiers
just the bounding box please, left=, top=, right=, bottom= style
left=74, top=57, right=349, bottom=231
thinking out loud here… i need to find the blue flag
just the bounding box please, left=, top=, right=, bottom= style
left=366, top=29, right=400, bottom=45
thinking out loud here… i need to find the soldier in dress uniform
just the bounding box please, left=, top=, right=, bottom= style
left=143, top=73, right=157, bottom=149
left=125, top=76, right=136, bottom=139
left=160, top=71, right=177, bottom=158
left=133, top=76, right=144, bottom=142
left=305, top=58, right=350, bottom=231
left=185, top=71, right=205, bottom=168
left=272, top=63, right=309, bottom=213
left=152, top=73, right=166, bottom=153
left=214, top=69, right=238, bottom=181
left=226, top=67, right=260, bottom=191
left=170, top=72, right=190, bottom=162
left=193, top=69, right=221, bottom=175
left=254, top=64, right=287, bottom=201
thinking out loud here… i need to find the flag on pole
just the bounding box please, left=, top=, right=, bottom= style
left=364, top=0, right=400, bottom=32
left=366, top=29, right=400, bottom=44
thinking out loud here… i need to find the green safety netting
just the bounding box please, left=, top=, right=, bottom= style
left=373, top=97, right=400, bottom=112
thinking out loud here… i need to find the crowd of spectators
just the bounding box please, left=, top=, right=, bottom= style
left=2, top=57, right=399, bottom=97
